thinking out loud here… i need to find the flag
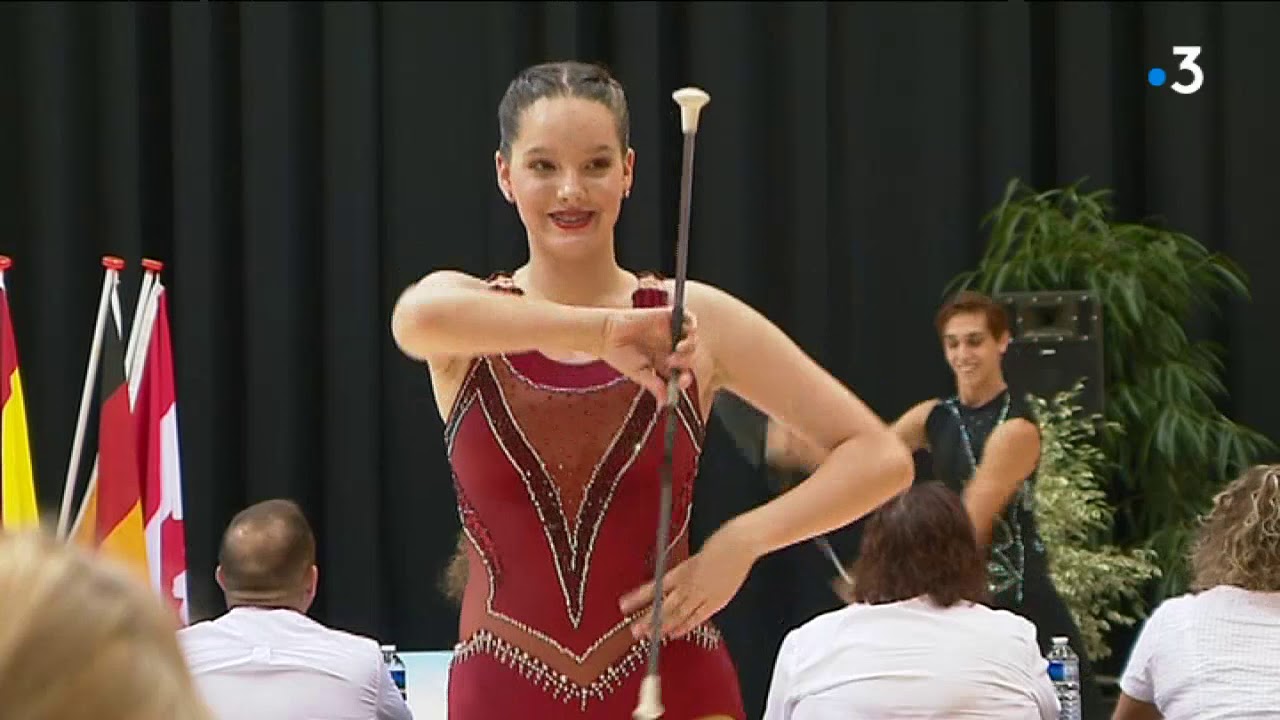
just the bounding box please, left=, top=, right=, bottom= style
left=0, top=276, right=39, bottom=530
left=134, top=286, right=189, bottom=622
left=94, top=298, right=148, bottom=576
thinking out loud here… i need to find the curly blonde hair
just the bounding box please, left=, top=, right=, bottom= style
left=441, top=529, right=469, bottom=605
left=0, top=531, right=214, bottom=720
left=1190, top=464, right=1280, bottom=592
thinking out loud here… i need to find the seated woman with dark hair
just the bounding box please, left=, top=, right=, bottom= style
left=763, top=482, right=1059, bottom=720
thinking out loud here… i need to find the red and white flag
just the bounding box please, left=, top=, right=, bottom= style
left=133, top=284, right=189, bottom=623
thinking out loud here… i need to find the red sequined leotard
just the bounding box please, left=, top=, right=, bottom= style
left=443, top=272, right=745, bottom=719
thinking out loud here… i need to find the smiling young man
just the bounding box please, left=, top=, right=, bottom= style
left=887, top=290, right=1103, bottom=717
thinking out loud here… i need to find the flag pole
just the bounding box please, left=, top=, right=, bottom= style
left=127, top=260, right=164, bottom=408
left=124, top=261, right=157, bottom=377
left=57, top=257, right=125, bottom=540
left=67, top=457, right=98, bottom=541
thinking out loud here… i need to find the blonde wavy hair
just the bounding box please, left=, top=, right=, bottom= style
left=1190, top=464, right=1280, bottom=592
left=0, top=531, right=214, bottom=720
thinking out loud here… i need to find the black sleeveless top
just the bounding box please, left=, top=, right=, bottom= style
left=923, top=387, right=1048, bottom=608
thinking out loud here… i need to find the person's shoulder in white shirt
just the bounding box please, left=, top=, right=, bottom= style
left=1117, top=585, right=1280, bottom=720
left=185, top=498, right=413, bottom=720
left=764, top=596, right=1059, bottom=720
left=180, top=607, right=412, bottom=720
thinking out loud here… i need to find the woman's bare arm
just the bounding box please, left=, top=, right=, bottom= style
left=1112, top=693, right=1163, bottom=720
left=392, top=270, right=697, bottom=417
left=764, top=420, right=831, bottom=474
left=390, top=270, right=609, bottom=369
left=691, top=280, right=914, bottom=556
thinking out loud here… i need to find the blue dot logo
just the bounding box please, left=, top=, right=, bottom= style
left=1148, top=68, right=1167, bottom=87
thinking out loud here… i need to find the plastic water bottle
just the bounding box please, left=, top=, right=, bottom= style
left=1046, top=636, right=1081, bottom=720
left=381, top=644, right=407, bottom=700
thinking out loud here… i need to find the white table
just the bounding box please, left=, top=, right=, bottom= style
left=402, top=651, right=453, bottom=719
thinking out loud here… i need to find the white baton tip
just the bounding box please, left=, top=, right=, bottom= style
left=633, top=675, right=665, bottom=719
left=672, top=87, right=711, bottom=134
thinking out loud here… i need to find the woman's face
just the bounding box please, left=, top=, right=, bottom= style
left=496, top=96, right=634, bottom=260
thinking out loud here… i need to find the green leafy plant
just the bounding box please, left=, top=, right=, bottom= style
left=949, top=178, right=1275, bottom=600
left=1029, top=381, right=1161, bottom=661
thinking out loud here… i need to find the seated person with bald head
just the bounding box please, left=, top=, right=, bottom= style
left=179, top=499, right=413, bottom=720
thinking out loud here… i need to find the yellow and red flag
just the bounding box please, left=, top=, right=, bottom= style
left=0, top=257, right=39, bottom=531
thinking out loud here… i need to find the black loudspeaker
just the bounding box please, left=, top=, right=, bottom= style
left=994, top=291, right=1106, bottom=417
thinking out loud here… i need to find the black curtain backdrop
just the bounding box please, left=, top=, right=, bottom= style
left=2, top=2, right=1279, bottom=717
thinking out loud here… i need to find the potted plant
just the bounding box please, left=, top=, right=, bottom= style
left=948, top=179, right=1275, bottom=601
left=1029, top=380, right=1161, bottom=661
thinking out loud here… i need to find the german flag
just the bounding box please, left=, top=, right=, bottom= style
left=0, top=258, right=39, bottom=531
left=94, top=301, right=148, bottom=577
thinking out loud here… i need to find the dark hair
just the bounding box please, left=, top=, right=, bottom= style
left=218, top=499, right=316, bottom=605
left=935, top=290, right=1010, bottom=341
left=497, top=60, right=630, bottom=160
left=850, top=482, right=989, bottom=607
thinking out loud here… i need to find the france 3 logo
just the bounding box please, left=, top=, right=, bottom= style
left=1148, top=46, right=1204, bottom=95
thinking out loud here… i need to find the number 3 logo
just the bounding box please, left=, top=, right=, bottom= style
left=1171, top=46, right=1204, bottom=95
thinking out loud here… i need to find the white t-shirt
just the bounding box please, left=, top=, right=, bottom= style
left=179, top=606, right=414, bottom=720
left=1119, top=584, right=1280, bottom=719
left=763, top=596, right=1059, bottom=720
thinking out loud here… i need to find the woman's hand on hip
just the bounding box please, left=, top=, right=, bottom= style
left=619, top=519, right=761, bottom=642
